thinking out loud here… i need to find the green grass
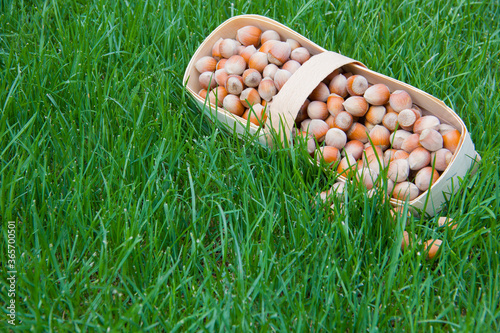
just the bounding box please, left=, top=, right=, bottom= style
left=0, top=0, right=499, bottom=331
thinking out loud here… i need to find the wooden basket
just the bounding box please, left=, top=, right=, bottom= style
left=183, top=14, right=480, bottom=217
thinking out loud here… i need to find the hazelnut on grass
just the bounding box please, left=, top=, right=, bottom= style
left=437, top=216, right=458, bottom=230
left=390, top=206, right=412, bottom=221
left=401, top=231, right=416, bottom=251
left=424, top=239, right=443, bottom=260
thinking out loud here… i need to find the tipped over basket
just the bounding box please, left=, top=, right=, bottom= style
left=183, top=14, right=480, bottom=217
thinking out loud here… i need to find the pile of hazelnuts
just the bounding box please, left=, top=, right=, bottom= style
left=193, top=25, right=461, bottom=202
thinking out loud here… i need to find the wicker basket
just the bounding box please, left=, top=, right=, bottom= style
left=183, top=14, right=480, bottom=216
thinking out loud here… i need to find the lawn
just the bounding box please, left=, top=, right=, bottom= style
left=0, top=0, right=499, bottom=331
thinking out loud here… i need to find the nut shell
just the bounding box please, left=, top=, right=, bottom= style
left=257, top=78, right=277, bottom=101
left=414, top=166, right=440, bottom=191
left=239, top=88, right=261, bottom=108
left=268, top=42, right=291, bottom=66
left=208, top=86, right=228, bottom=107
left=392, top=181, right=419, bottom=201
left=260, top=30, right=281, bottom=44
left=346, top=75, right=369, bottom=96
left=408, top=147, right=431, bottom=170
left=346, top=122, right=369, bottom=143
left=274, top=69, right=292, bottom=91
left=290, top=47, right=311, bottom=64
left=343, top=140, right=364, bottom=160
left=236, top=26, right=262, bottom=47
left=309, top=82, right=330, bottom=102
left=419, top=129, right=443, bottom=152
left=223, top=94, right=245, bottom=116
left=248, top=52, right=269, bottom=73
left=389, top=90, right=412, bottom=113
left=329, top=74, right=348, bottom=98
left=307, top=101, right=329, bottom=120
left=317, top=146, right=341, bottom=166
left=388, top=159, right=410, bottom=183
left=195, top=56, right=217, bottom=73
left=442, top=129, right=460, bottom=153
left=324, top=128, right=347, bottom=149
left=343, top=96, right=369, bottom=117
left=363, top=84, right=390, bottom=105
left=424, top=239, right=442, bottom=260
left=225, top=75, right=244, bottom=95
left=242, top=68, right=262, bottom=88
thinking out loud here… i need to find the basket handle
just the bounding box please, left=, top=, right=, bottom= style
left=267, top=51, right=366, bottom=145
